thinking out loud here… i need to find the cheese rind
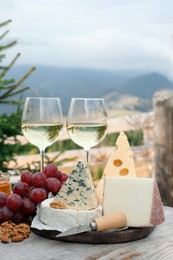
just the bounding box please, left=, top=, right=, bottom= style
left=51, top=161, right=98, bottom=210
left=103, top=177, right=165, bottom=227
left=40, top=198, right=102, bottom=232
left=96, top=131, right=136, bottom=203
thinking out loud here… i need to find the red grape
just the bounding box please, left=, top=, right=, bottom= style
left=0, top=205, right=13, bottom=222
left=12, top=211, right=24, bottom=223
left=55, top=170, right=63, bottom=181
left=43, top=163, right=58, bottom=178
left=0, top=192, right=8, bottom=207
left=1, top=164, right=69, bottom=224
left=41, top=187, right=49, bottom=197
left=32, top=172, right=47, bottom=188
left=13, top=181, right=29, bottom=197
left=0, top=209, right=3, bottom=222
left=29, top=188, right=47, bottom=204
left=21, top=198, right=36, bottom=216
left=21, top=171, right=33, bottom=186
left=61, top=173, right=68, bottom=184
left=45, top=178, right=62, bottom=194
left=6, top=194, right=23, bottom=212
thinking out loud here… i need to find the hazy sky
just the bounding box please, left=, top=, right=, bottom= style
left=1, top=0, right=173, bottom=77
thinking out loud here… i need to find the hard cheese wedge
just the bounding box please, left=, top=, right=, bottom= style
left=50, top=161, right=98, bottom=210
left=103, top=177, right=165, bottom=227
left=96, top=131, right=136, bottom=204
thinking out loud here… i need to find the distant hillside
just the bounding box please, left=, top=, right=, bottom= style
left=4, top=65, right=130, bottom=114
left=104, top=91, right=153, bottom=113
left=2, top=65, right=173, bottom=115
left=114, top=72, right=173, bottom=99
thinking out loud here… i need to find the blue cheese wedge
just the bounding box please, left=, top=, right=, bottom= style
left=50, top=161, right=99, bottom=210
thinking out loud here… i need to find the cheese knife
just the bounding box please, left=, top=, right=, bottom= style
left=56, top=212, right=127, bottom=237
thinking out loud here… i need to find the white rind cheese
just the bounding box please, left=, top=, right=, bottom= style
left=103, top=177, right=165, bottom=227
left=40, top=198, right=102, bottom=232
left=52, top=161, right=98, bottom=210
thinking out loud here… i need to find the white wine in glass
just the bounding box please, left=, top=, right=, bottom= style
left=67, top=98, right=108, bottom=162
left=21, top=97, right=63, bottom=171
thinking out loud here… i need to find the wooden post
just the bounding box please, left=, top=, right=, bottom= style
left=153, top=89, right=173, bottom=206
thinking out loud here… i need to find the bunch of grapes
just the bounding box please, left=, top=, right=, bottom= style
left=0, top=163, right=68, bottom=224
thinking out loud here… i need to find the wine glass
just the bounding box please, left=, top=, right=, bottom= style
left=21, top=97, right=63, bottom=171
left=67, top=98, right=108, bottom=163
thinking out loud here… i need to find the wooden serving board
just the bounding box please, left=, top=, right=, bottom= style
left=31, top=226, right=155, bottom=244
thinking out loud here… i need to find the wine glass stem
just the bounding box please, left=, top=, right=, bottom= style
left=40, top=149, right=45, bottom=171
left=85, top=150, right=89, bottom=163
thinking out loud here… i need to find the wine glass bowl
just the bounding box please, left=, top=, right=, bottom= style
left=67, top=98, right=107, bottom=162
left=21, top=97, right=63, bottom=171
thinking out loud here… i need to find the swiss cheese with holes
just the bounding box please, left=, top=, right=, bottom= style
left=96, top=131, right=136, bottom=204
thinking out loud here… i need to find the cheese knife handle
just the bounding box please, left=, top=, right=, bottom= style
left=94, top=212, right=127, bottom=232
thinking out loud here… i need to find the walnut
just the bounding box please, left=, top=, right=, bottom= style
left=50, top=200, right=67, bottom=209
left=0, top=221, right=30, bottom=243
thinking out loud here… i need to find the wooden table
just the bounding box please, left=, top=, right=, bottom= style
left=1, top=206, right=173, bottom=260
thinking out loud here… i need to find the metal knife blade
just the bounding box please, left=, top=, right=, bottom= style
left=57, top=223, right=127, bottom=238
left=57, top=222, right=94, bottom=237
left=56, top=212, right=127, bottom=237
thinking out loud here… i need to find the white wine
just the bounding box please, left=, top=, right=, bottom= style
left=67, top=123, right=107, bottom=150
left=22, top=123, right=63, bottom=150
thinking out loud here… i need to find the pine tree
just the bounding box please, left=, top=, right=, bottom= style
left=0, top=19, right=35, bottom=105
left=0, top=20, right=36, bottom=172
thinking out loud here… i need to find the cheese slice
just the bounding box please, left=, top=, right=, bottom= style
left=103, top=177, right=165, bottom=227
left=50, top=161, right=98, bottom=210
left=96, top=131, right=136, bottom=203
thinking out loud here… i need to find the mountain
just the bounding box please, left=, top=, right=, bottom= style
left=5, top=65, right=130, bottom=114
left=2, top=65, right=173, bottom=115
left=104, top=91, right=153, bottom=113
left=114, top=72, right=173, bottom=99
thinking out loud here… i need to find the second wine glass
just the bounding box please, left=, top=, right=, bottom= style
left=67, top=98, right=108, bottom=163
left=21, top=97, right=63, bottom=171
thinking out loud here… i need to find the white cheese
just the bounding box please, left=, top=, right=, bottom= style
left=40, top=198, right=102, bottom=232
left=103, top=177, right=165, bottom=227
left=96, top=131, right=136, bottom=204
left=52, top=161, right=98, bottom=210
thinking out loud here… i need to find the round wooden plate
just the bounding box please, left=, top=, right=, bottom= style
left=31, top=226, right=155, bottom=244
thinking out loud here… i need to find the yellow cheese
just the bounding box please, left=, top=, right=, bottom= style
left=96, top=131, right=136, bottom=204
left=104, top=131, right=136, bottom=177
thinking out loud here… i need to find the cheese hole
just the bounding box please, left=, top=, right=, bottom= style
left=113, top=159, right=122, bottom=167
left=119, top=168, right=129, bottom=176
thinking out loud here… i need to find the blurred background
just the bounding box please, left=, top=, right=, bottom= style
left=1, top=1, right=173, bottom=204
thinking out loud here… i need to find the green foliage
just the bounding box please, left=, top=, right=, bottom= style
left=46, top=139, right=79, bottom=153
left=125, top=130, right=144, bottom=146
left=0, top=20, right=35, bottom=172
left=97, top=130, right=143, bottom=148
left=46, top=129, right=143, bottom=155
left=45, top=129, right=143, bottom=157
left=0, top=111, right=21, bottom=171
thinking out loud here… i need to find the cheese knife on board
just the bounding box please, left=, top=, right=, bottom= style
left=56, top=212, right=127, bottom=237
